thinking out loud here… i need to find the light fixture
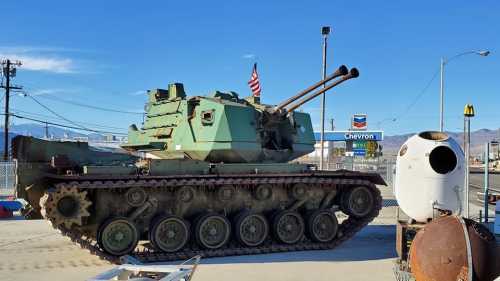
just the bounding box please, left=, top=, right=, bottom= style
left=478, top=50, right=490, bottom=56
left=321, top=26, right=331, bottom=36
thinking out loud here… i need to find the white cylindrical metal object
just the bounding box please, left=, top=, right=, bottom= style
left=395, top=131, right=465, bottom=222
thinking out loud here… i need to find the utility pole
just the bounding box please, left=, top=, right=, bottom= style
left=484, top=143, right=490, bottom=223
left=319, top=26, right=331, bottom=170
left=45, top=122, right=49, bottom=139
left=1, top=59, right=22, bottom=160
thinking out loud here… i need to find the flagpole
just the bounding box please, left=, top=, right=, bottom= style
left=248, top=62, right=261, bottom=103
left=254, top=63, right=260, bottom=103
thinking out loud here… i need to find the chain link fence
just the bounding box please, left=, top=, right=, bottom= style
left=302, top=158, right=398, bottom=208
left=304, top=158, right=396, bottom=187
left=0, top=161, right=17, bottom=197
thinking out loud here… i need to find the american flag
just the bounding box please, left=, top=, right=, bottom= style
left=248, top=63, right=261, bottom=97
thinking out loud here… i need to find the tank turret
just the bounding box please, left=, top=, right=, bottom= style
left=122, top=66, right=359, bottom=163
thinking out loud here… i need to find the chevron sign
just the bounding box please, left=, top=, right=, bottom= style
left=352, top=114, right=367, bottom=130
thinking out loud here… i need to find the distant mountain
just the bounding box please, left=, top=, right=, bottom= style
left=0, top=123, right=114, bottom=153
left=0, top=123, right=498, bottom=158
left=382, top=128, right=500, bottom=156
left=9, top=123, right=90, bottom=139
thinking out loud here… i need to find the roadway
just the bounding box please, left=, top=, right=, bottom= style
left=469, top=172, right=500, bottom=192
left=468, top=172, right=499, bottom=219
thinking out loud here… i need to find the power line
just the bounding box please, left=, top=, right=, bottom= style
left=395, top=68, right=440, bottom=121
left=1, top=65, right=129, bottom=139
left=6, top=113, right=128, bottom=136
left=6, top=107, right=127, bottom=131
left=12, top=90, right=132, bottom=133
left=21, top=92, right=131, bottom=134
left=24, top=93, right=93, bottom=132
left=36, top=93, right=143, bottom=115
left=375, top=67, right=440, bottom=127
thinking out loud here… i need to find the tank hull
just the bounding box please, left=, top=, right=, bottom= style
left=41, top=171, right=383, bottom=263
left=13, top=136, right=385, bottom=263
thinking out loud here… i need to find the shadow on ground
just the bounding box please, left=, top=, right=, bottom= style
left=0, top=213, right=25, bottom=221
left=169, top=225, right=397, bottom=265
left=1, top=217, right=397, bottom=265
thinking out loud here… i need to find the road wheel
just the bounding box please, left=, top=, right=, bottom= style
left=234, top=211, right=268, bottom=247
left=341, top=186, right=374, bottom=218
left=307, top=209, right=338, bottom=242
left=194, top=213, right=231, bottom=249
left=272, top=210, right=304, bottom=244
left=97, top=217, right=139, bottom=256
left=149, top=215, right=189, bottom=253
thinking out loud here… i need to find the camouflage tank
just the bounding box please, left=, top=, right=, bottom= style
left=13, top=65, right=385, bottom=263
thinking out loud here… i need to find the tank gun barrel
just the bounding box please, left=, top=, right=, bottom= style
left=284, top=68, right=359, bottom=113
left=274, top=65, right=348, bottom=112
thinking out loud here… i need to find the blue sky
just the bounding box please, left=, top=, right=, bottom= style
left=1, top=1, right=499, bottom=136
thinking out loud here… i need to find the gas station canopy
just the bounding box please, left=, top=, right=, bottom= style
left=314, top=131, right=384, bottom=142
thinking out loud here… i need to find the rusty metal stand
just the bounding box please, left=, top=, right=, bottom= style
left=393, top=207, right=425, bottom=281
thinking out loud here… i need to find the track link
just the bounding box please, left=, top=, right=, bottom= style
left=46, top=175, right=382, bottom=264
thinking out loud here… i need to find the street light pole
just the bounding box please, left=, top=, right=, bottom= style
left=319, top=26, right=330, bottom=170
left=440, top=58, right=445, bottom=132
left=438, top=50, right=490, bottom=132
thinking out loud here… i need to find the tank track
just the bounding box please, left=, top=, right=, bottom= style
left=44, top=175, right=382, bottom=264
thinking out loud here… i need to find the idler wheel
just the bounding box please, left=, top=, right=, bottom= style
left=234, top=211, right=269, bottom=247
left=149, top=215, right=190, bottom=253
left=307, top=209, right=338, bottom=242
left=341, top=186, right=374, bottom=218
left=97, top=217, right=139, bottom=256
left=194, top=213, right=231, bottom=249
left=273, top=210, right=304, bottom=244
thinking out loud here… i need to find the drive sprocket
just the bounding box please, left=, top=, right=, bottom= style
left=40, top=185, right=92, bottom=229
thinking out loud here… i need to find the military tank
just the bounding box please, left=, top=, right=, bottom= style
left=13, top=65, right=385, bottom=263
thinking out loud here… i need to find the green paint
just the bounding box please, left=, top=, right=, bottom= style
left=123, top=83, right=315, bottom=163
